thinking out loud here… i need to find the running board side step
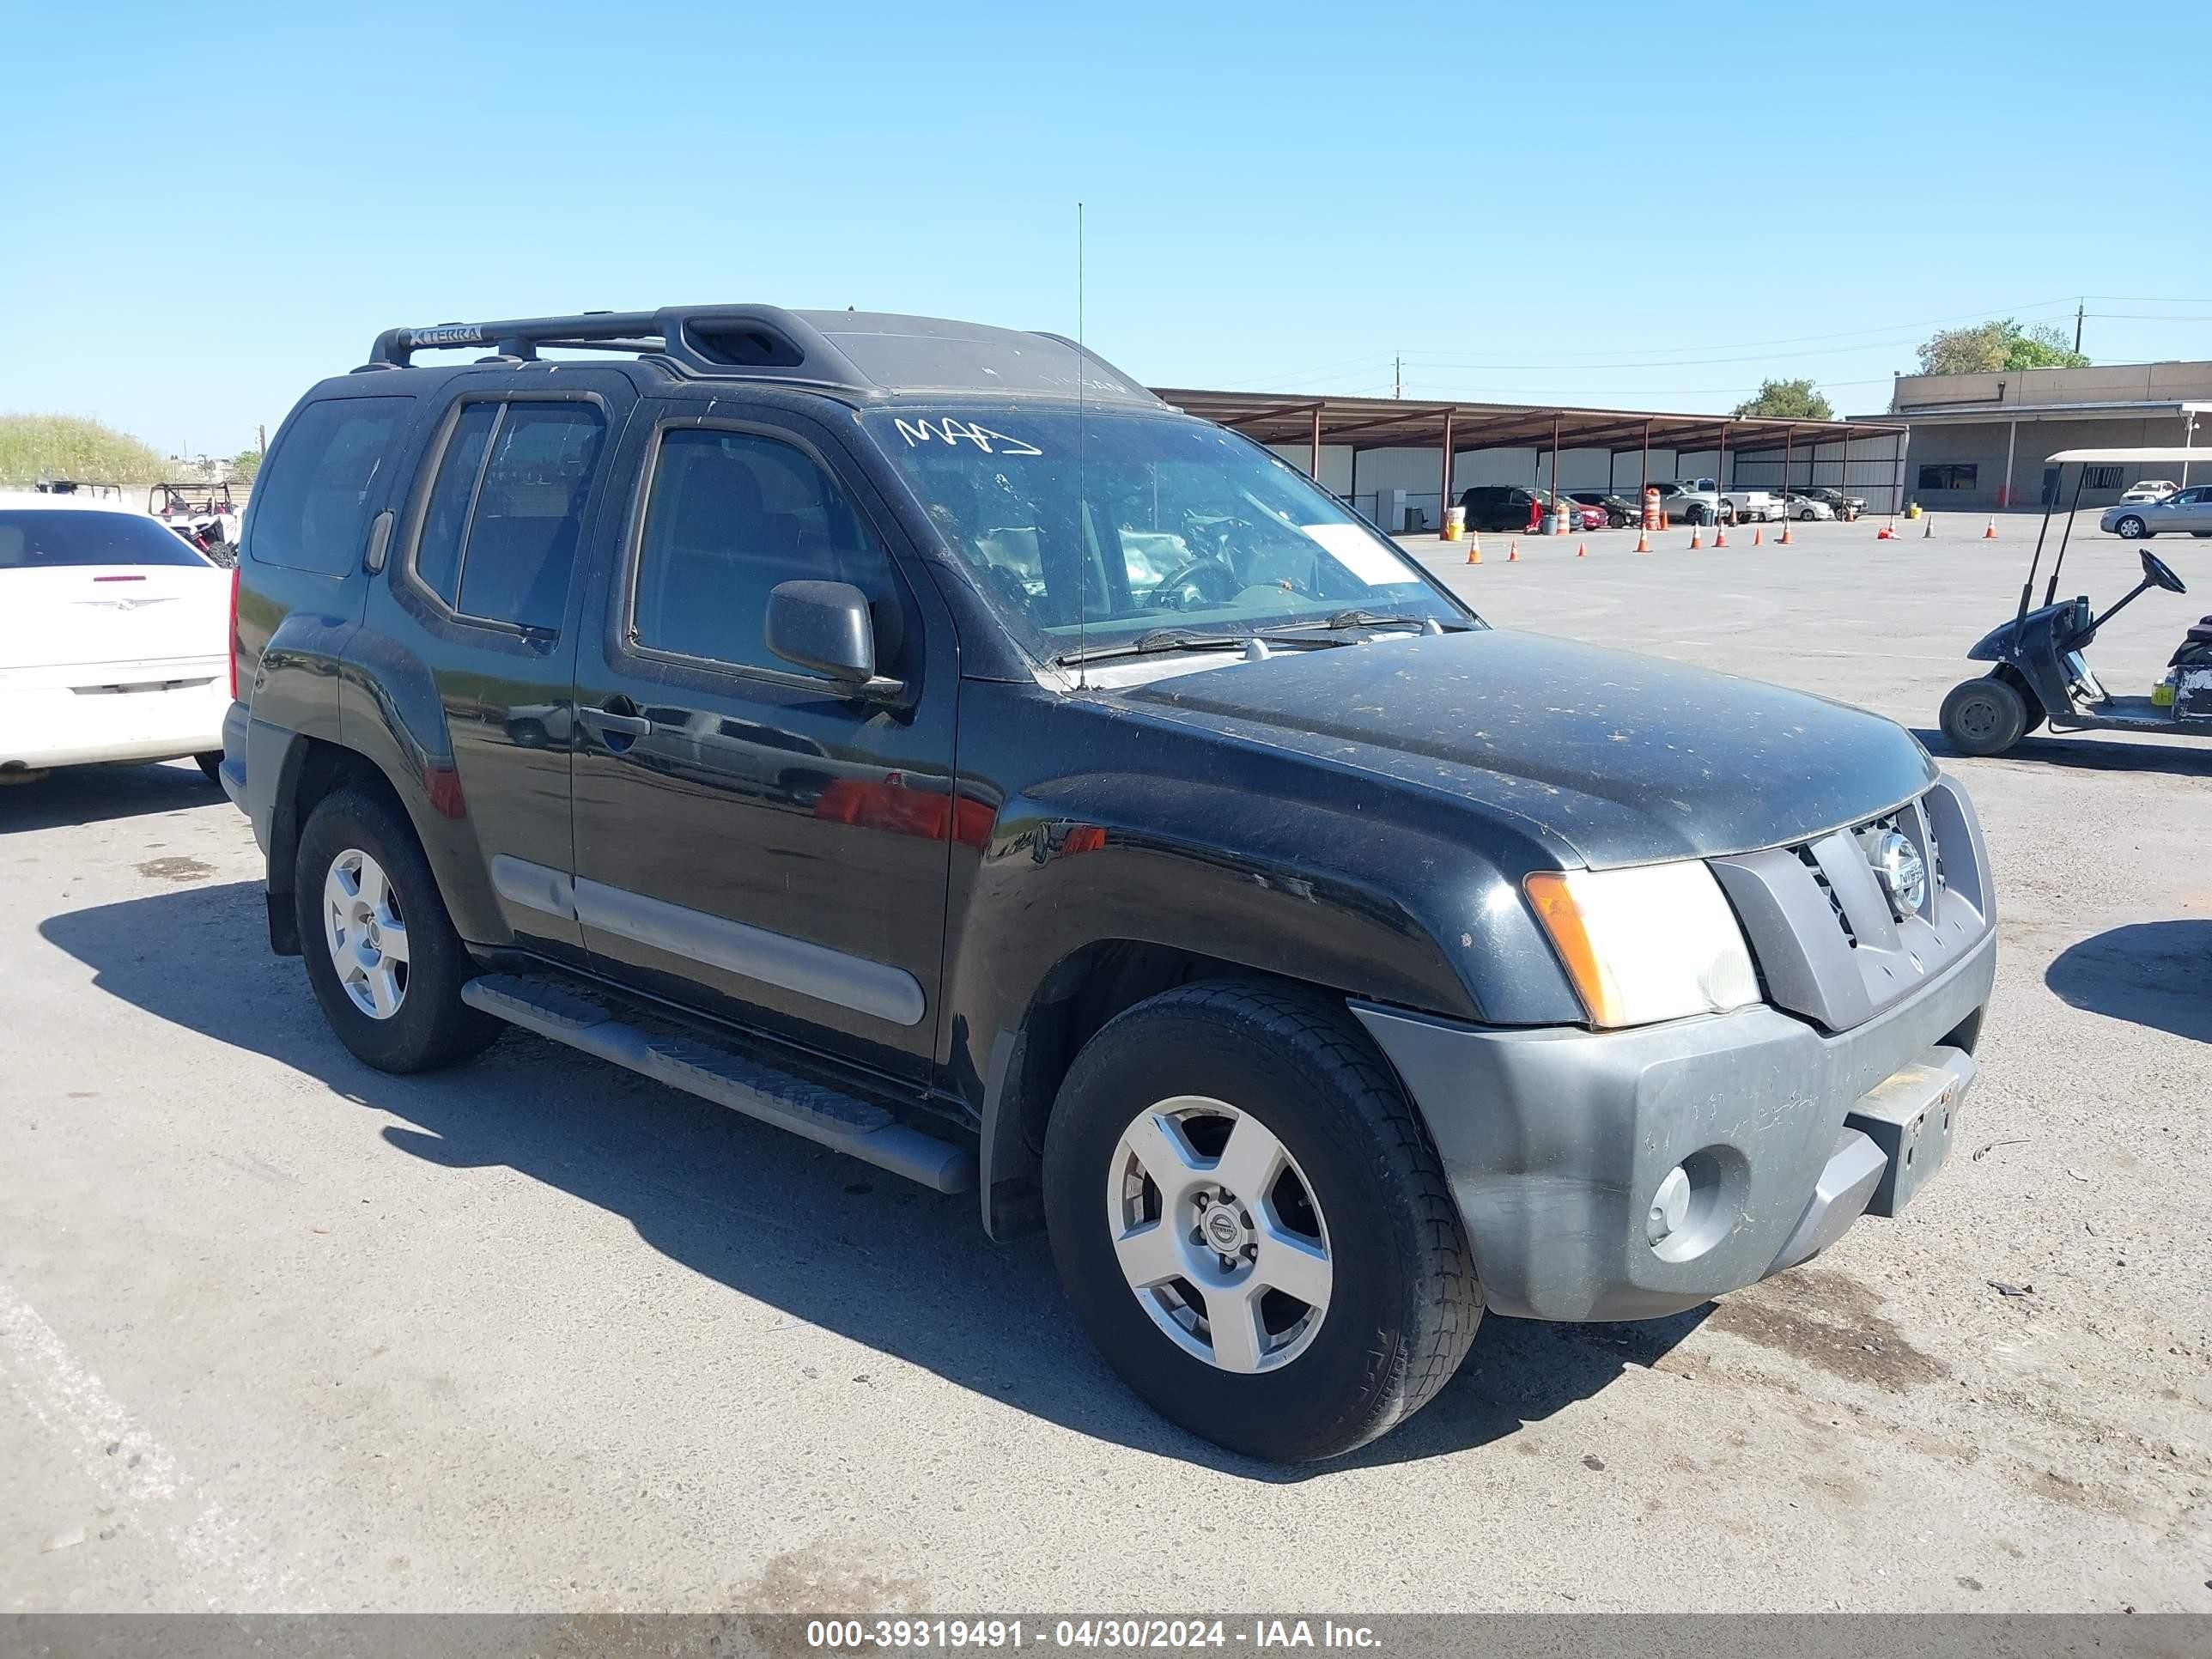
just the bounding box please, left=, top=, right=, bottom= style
left=461, top=974, right=975, bottom=1194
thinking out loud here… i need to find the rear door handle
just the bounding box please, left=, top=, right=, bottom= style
left=580, top=705, right=652, bottom=738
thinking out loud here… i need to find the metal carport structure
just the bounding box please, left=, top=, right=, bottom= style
left=1151, top=388, right=1910, bottom=523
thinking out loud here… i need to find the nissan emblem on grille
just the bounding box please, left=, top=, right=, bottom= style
left=1870, top=830, right=1927, bottom=919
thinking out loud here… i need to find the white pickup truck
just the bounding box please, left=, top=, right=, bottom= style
left=1658, top=479, right=1784, bottom=525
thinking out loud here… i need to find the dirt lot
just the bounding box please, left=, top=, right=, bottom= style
left=2, top=514, right=2208, bottom=1613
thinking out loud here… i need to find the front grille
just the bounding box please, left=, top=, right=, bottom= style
left=1796, top=844, right=1857, bottom=947
left=1712, top=776, right=1991, bottom=1035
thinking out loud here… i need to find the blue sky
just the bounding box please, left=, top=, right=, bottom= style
left=4, top=0, right=2209, bottom=459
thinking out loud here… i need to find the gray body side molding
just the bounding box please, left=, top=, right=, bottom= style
left=489, top=854, right=927, bottom=1027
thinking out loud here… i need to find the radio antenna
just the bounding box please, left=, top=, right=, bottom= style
left=1073, top=199, right=1089, bottom=690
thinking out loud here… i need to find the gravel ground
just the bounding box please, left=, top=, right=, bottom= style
left=2, top=514, right=2207, bottom=1614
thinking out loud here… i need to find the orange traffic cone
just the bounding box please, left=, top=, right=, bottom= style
left=1689, top=525, right=1704, bottom=549
left=1875, top=520, right=1895, bottom=539
left=1634, top=526, right=1650, bottom=554
left=1778, top=521, right=1794, bottom=545
left=1714, top=522, right=1729, bottom=547
left=1577, top=542, right=1588, bottom=558
left=1507, top=541, right=1519, bottom=562
left=1982, top=516, right=1997, bottom=539
left=1753, top=525, right=1764, bottom=546
left=1465, top=532, right=1484, bottom=565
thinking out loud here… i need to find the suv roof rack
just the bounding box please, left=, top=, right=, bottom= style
left=356, top=304, right=1163, bottom=407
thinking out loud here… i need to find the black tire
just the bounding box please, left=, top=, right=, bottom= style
left=1042, top=980, right=1481, bottom=1462
left=2114, top=515, right=2147, bottom=540
left=1939, top=675, right=2029, bottom=757
left=295, top=785, right=501, bottom=1073
left=1798, top=507, right=1817, bottom=520
left=194, top=751, right=222, bottom=784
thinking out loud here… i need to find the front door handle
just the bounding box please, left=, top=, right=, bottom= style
left=580, top=702, right=653, bottom=747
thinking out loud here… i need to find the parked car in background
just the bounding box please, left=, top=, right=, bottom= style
left=2118, top=479, right=2179, bottom=504
left=1455, top=485, right=1600, bottom=533
left=1778, top=491, right=1837, bottom=521
left=2102, top=483, right=2212, bottom=539
left=0, top=490, right=229, bottom=783
left=1566, top=489, right=1639, bottom=528
left=1719, top=488, right=1785, bottom=524
left=1790, top=486, right=1863, bottom=519
left=1650, top=481, right=1732, bottom=526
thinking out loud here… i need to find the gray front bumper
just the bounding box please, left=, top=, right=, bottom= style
left=1353, top=927, right=1996, bottom=1322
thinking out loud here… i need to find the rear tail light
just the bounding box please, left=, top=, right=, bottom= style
left=228, top=564, right=240, bottom=701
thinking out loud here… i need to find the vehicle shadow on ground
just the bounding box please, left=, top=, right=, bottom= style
left=41, top=878, right=1708, bottom=1480
left=2045, top=920, right=2212, bottom=1045
left=0, top=761, right=227, bottom=831
left=1911, top=726, right=2212, bottom=778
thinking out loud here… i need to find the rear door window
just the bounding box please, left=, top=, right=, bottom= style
left=407, top=400, right=607, bottom=634
left=249, top=397, right=411, bottom=574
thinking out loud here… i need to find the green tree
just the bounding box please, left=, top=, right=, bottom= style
left=1732, top=378, right=1834, bottom=421
left=0, top=414, right=166, bottom=485
left=1916, top=319, right=2089, bottom=375
left=230, top=448, right=264, bottom=483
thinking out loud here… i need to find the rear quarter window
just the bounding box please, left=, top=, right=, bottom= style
left=248, top=396, right=412, bottom=574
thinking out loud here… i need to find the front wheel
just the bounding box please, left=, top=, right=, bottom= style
left=2114, top=515, right=2148, bottom=539
left=295, top=786, right=501, bottom=1073
left=1798, top=507, right=1817, bottom=520
left=1940, top=675, right=2030, bottom=757
left=1043, top=981, right=1480, bottom=1462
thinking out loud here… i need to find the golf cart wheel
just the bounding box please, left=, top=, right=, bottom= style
left=1042, top=981, right=1481, bottom=1462
left=2115, top=515, right=2148, bottom=539
left=1940, top=675, right=2029, bottom=757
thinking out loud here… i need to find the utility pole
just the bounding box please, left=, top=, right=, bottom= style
left=256, top=422, right=266, bottom=455
left=2074, top=300, right=2085, bottom=356
left=1393, top=356, right=1402, bottom=400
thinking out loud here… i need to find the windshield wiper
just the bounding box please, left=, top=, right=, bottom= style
left=1051, top=629, right=1254, bottom=668
left=1268, top=610, right=1447, bottom=635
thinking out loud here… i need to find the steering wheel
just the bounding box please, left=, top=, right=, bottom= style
left=1154, top=556, right=1242, bottom=611
left=2142, top=548, right=2188, bottom=594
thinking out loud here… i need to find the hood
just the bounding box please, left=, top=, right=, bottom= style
left=1120, top=629, right=1936, bottom=867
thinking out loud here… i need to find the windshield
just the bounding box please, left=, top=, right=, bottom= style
left=864, top=406, right=1469, bottom=659
left=0, top=509, right=210, bottom=569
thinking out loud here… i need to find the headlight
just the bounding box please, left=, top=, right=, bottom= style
left=1524, top=862, right=1760, bottom=1029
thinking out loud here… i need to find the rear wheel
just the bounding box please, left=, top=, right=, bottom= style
left=1043, top=981, right=1480, bottom=1462
left=1940, top=675, right=2029, bottom=757
left=194, top=751, right=222, bottom=785
left=295, top=786, right=501, bottom=1073
left=2115, top=515, right=2148, bottom=539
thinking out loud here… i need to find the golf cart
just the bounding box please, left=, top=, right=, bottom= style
left=149, top=481, right=241, bottom=558
left=1938, top=447, right=2212, bottom=757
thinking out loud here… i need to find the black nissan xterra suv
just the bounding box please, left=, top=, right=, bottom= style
left=222, top=305, right=1996, bottom=1461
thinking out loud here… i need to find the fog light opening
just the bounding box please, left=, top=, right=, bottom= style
left=1646, top=1146, right=1747, bottom=1264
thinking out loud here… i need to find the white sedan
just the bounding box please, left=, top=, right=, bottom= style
left=1778, top=492, right=1837, bottom=521
left=0, top=491, right=231, bottom=783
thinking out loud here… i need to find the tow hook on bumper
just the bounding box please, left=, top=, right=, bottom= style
left=1769, top=1046, right=1974, bottom=1274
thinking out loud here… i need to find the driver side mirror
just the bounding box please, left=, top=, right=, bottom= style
left=765, top=580, right=903, bottom=696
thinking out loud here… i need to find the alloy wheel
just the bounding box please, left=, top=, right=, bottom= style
left=1104, top=1096, right=1331, bottom=1373
left=324, top=848, right=410, bottom=1019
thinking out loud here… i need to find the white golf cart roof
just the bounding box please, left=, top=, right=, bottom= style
left=2045, top=447, right=2208, bottom=464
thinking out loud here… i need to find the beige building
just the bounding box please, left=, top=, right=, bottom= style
left=1860, top=362, right=2212, bottom=514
